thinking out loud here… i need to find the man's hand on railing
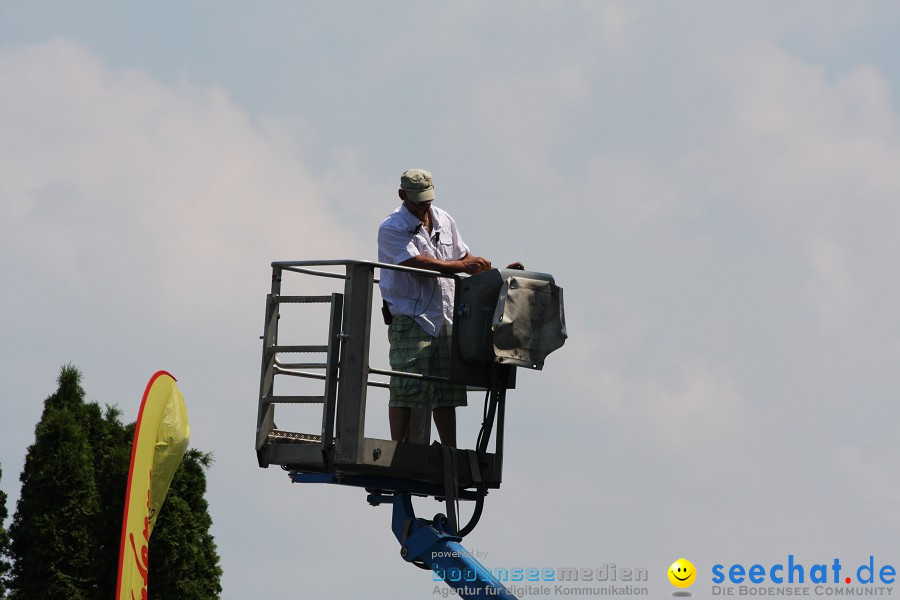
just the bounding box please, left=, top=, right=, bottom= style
left=462, top=254, right=492, bottom=274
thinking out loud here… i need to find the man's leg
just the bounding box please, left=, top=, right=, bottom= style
left=389, top=407, right=410, bottom=442
left=431, top=322, right=467, bottom=447
left=388, top=316, right=429, bottom=443
left=432, top=407, right=456, bottom=447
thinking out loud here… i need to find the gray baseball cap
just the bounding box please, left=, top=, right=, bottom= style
left=400, top=168, right=436, bottom=203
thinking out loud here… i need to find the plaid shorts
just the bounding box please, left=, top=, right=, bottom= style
left=388, top=316, right=467, bottom=409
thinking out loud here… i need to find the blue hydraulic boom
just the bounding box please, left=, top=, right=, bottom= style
left=375, top=491, right=517, bottom=599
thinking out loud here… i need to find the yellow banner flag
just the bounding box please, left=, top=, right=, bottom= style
left=115, top=371, right=190, bottom=600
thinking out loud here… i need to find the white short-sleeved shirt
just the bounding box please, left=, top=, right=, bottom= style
left=378, top=204, right=470, bottom=337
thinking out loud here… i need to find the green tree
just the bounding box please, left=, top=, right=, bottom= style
left=85, top=407, right=132, bottom=598
left=1, top=464, right=11, bottom=599
left=8, top=365, right=101, bottom=599
left=149, top=449, right=222, bottom=600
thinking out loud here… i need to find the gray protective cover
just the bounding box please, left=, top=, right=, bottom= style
left=491, top=275, right=566, bottom=369
left=455, top=269, right=566, bottom=369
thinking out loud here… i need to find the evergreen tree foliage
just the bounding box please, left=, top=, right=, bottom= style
left=149, top=449, right=222, bottom=600
left=8, top=365, right=101, bottom=599
left=88, top=408, right=133, bottom=599
left=1, top=464, right=11, bottom=599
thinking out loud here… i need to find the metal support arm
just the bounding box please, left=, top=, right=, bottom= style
left=368, top=492, right=518, bottom=600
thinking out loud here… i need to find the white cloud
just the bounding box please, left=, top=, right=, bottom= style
left=0, top=39, right=381, bottom=595
left=0, top=40, right=365, bottom=312
left=503, top=34, right=900, bottom=560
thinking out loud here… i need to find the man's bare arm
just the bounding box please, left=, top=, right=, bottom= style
left=400, top=253, right=492, bottom=275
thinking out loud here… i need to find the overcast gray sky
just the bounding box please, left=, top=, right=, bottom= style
left=2, top=2, right=900, bottom=598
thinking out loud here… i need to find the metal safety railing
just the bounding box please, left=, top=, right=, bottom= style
left=257, top=259, right=519, bottom=500
left=256, top=260, right=496, bottom=465
left=269, top=260, right=467, bottom=383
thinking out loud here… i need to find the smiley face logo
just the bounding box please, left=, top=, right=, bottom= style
left=668, top=558, right=696, bottom=588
